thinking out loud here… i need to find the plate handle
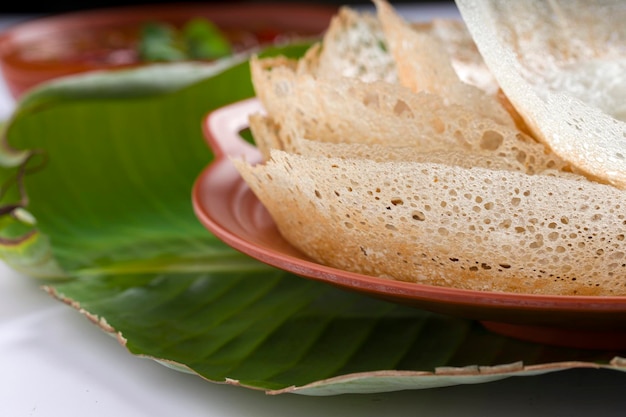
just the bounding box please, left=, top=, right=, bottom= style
left=202, top=97, right=263, bottom=160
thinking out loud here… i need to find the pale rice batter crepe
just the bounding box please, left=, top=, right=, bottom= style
left=456, top=0, right=626, bottom=188
left=233, top=0, right=626, bottom=296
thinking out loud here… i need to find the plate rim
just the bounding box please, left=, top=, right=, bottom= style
left=192, top=98, right=626, bottom=323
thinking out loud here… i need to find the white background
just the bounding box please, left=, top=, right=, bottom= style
left=2, top=4, right=626, bottom=416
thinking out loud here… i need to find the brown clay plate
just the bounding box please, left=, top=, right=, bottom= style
left=192, top=98, right=626, bottom=350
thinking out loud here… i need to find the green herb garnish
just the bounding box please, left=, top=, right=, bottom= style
left=138, top=18, right=233, bottom=62
left=183, top=18, right=233, bottom=60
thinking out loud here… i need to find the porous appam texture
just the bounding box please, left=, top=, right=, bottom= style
left=456, top=0, right=626, bottom=188
left=250, top=56, right=568, bottom=175
left=235, top=151, right=626, bottom=296
left=238, top=0, right=626, bottom=296
left=373, top=0, right=514, bottom=127
left=299, top=6, right=398, bottom=83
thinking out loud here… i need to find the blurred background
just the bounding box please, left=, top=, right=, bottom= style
left=1, top=0, right=452, bottom=14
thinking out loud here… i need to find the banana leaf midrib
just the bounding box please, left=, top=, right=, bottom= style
left=73, top=251, right=273, bottom=277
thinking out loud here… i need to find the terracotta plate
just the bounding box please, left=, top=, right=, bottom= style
left=193, top=98, right=626, bottom=350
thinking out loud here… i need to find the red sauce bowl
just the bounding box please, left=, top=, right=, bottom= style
left=0, top=3, right=336, bottom=99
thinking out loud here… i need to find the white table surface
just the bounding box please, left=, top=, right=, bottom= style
left=2, top=4, right=626, bottom=416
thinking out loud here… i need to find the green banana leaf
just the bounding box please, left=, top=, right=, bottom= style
left=1, top=46, right=625, bottom=395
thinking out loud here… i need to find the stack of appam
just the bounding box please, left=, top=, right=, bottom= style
left=233, top=0, right=626, bottom=296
